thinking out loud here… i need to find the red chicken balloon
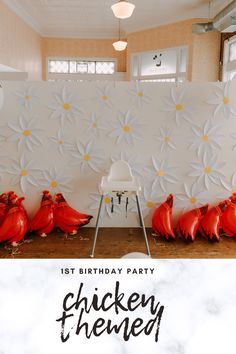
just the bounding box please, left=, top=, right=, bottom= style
left=30, top=190, right=55, bottom=237
left=54, top=193, right=93, bottom=234
left=0, top=193, right=8, bottom=224
left=8, top=191, right=29, bottom=230
left=199, top=201, right=227, bottom=241
left=0, top=196, right=28, bottom=246
left=221, top=194, right=236, bottom=236
left=177, top=204, right=209, bottom=241
left=152, top=194, right=175, bottom=240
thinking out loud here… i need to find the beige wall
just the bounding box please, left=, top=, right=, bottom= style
left=127, top=19, right=220, bottom=81
left=0, top=1, right=42, bottom=80
left=192, top=31, right=221, bottom=82
left=42, top=37, right=127, bottom=80
left=0, top=3, right=220, bottom=82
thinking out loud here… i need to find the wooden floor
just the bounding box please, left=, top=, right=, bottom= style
left=0, top=228, right=236, bottom=258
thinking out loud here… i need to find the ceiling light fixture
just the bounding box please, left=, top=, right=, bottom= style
left=111, top=0, right=135, bottom=19
left=113, top=20, right=127, bottom=51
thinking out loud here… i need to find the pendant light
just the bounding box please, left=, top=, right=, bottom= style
left=113, top=20, right=127, bottom=51
left=111, top=0, right=135, bottom=19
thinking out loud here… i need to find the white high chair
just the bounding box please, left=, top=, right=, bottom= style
left=90, top=160, right=151, bottom=257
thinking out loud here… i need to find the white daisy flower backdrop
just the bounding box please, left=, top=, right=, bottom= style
left=0, top=79, right=236, bottom=226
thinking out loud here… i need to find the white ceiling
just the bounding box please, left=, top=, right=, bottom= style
left=2, top=0, right=232, bottom=38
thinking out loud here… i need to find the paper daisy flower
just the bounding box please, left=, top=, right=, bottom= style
left=49, top=129, right=73, bottom=155
left=176, top=183, right=209, bottom=210
left=7, top=155, right=39, bottom=194
left=83, top=113, right=107, bottom=138
left=111, top=151, right=143, bottom=178
left=8, top=115, right=43, bottom=152
left=189, top=120, right=223, bottom=157
left=207, top=82, right=236, bottom=119
left=108, top=111, right=143, bottom=146
left=230, top=132, right=236, bottom=150
left=129, top=187, right=165, bottom=217
left=48, top=86, right=82, bottom=126
left=188, top=153, right=225, bottom=190
left=40, top=167, right=73, bottom=193
left=155, top=127, right=177, bottom=152
left=71, top=141, right=105, bottom=173
left=147, top=156, right=178, bottom=192
left=96, top=83, right=114, bottom=109
left=89, top=192, right=122, bottom=218
left=163, top=87, right=193, bottom=125
left=219, top=173, right=236, bottom=199
left=14, top=86, right=39, bottom=110
left=129, top=82, right=151, bottom=108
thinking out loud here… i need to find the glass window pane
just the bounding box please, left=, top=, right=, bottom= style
left=132, top=55, right=139, bottom=77
left=77, top=62, right=88, bottom=73
left=96, top=62, right=115, bottom=74
left=69, top=61, right=77, bottom=73
left=179, top=47, right=188, bottom=73
left=229, top=70, right=236, bottom=80
left=88, top=62, right=96, bottom=74
left=140, top=49, right=177, bottom=76
left=229, top=41, right=236, bottom=61
left=49, top=60, right=69, bottom=73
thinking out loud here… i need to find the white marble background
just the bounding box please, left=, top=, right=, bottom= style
left=0, top=259, right=235, bottom=354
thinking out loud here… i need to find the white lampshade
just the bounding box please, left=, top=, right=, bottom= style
left=0, top=85, right=3, bottom=110
left=111, top=1, right=135, bottom=19
left=112, top=40, right=127, bottom=51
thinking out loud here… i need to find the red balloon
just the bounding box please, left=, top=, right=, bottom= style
left=177, top=204, right=209, bottom=241
left=221, top=194, right=236, bottom=236
left=30, top=190, right=55, bottom=237
left=199, top=201, right=227, bottom=241
left=0, top=193, right=8, bottom=224
left=8, top=191, right=29, bottom=230
left=152, top=194, right=175, bottom=240
left=0, top=196, right=28, bottom=246
left=54, top=193, right=93, bottom=234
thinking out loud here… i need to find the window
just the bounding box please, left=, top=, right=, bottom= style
left=131, top=46, right=188, bottom=82
left=46, top=58, right=119, bottom=81
left=48, top=59, right=115, bottom=75
left=223, top=36, right=236, bottom=81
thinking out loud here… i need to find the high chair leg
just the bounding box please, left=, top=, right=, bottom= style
left=136, top=194, right=151, bottom=256
left=90, top=195, right=104, bottom=258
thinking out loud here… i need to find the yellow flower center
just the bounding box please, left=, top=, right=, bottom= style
left=190, top=196, right=197, bottom=204
left=157, top=170, right=164, bottom=177
left=92, top=122, right=97, bottom=129
left=58, top=140, right=64, bottom=145
left=202, top=134, right=209, bottom=142
left=138, top=91, right=144, bottom=97
left=123, top=125, right=130, bottom=133
left=63, top=103, right=70, bottom=110
left=102, top=95, right=108, bottom=101
left=24, top=95, right=30, bottom=101
left=204, top=166, right=212, bottom=174
left=176, top=103, right=183, bottom=111
left=20, top=169, right=28, bottom=177
left=51, top=180, right=58, bottom=188
left=83, top=154, right=91, bottom=161
left=23, top=129, right=30, bottom=136
left=146, top=200, right=154, bottom=208
left=223, top=96, right=230, bottom=105
left=105, top=196, right=111, bottom=204
left=164, top=136, right=170, bottom=143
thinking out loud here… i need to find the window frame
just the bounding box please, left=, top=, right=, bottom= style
left=46, top=56, right=118, bottom=81
left=130, top=45, right=189, bottom=83
left=222, top=34, right=236, bottom=81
